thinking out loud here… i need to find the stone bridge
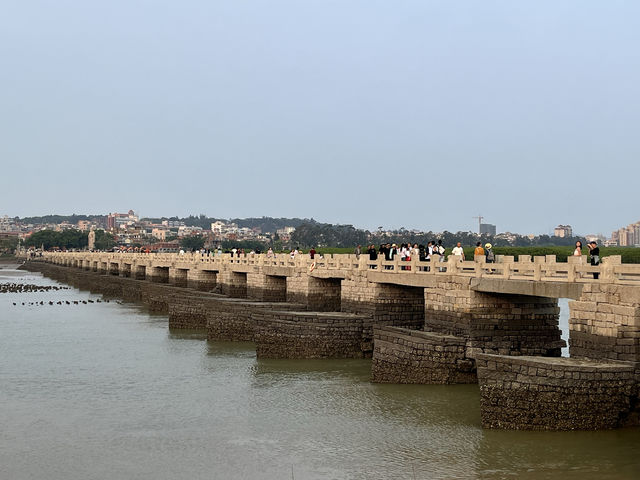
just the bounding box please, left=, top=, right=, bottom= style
left=26, top=251, right=640, bottom=430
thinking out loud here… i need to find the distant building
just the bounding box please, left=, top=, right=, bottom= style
left=479, top=223, right=496, bottom=236
left=162, top=220, right=185, bottom=228
left=584, top=234, right=606, bottom=244
left=554, top=225, right=573, bottom=238
left=609, top=220, right=640, bottom=246
left=76, top=220, right=92, bottom=231
left=151, top=228, right=167, bottom=241
left=276, top=226, right=295, bottom=242
left=0, top=215, right=12, bottom=232
left=108, top=210, right=138, bottom=231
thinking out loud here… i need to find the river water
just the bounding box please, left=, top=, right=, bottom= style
left=1, top=264, right=638, bottom=479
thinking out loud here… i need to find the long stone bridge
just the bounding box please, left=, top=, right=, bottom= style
left=23, top=251, right=640, bottom=431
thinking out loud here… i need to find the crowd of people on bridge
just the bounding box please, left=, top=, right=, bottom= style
left=360, top=240, right=495, bottom=264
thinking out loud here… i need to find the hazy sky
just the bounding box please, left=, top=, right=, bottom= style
left=1, top=1, right=638, bottom=235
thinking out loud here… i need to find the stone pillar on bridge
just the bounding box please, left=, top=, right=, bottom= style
left=569, top=283, right=640, bottom=365
left=187, top=269, right=217, bottom=292
left=148, top=266, right=169, bottom=283
left=109, top=262, right=119, bottom=276
left=423, top=276, right=563, bottom=357
left=99, top=262, right=108, bottom=274
left=286, top=274, right=342, bottom=311
left=218, top=271, right=247, bottom=298
left=168, top=267, right=188, bottom=287
left=247, top=273, right=287, bottom=302
left=341, top=271, right=426, bottom=354
left=132, top=264, right=146, bottom=280
left=120, top=263, right=132, bottom=278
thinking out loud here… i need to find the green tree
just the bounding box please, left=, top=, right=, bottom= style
left=180, top=236, right=205, bottom=251
left=0, top=236, right=19, bottom=255
left=94, top=230, right=116, bottom=250
left=25, top=229, right=88, bottom=250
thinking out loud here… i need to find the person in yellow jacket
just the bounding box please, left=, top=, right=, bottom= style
left=474, top=242, right=485, bottom=259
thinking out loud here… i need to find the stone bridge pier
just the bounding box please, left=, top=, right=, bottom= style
left=148, top=266, right=169, bottom=283
left=109, top=262, right=119, bottom=276
left=286, top=273, right=342, bottom=311
left=371, top=274, right=565, bottom=386
left=188, top=269, right=217, bottom=291
left=219, top=271, right=247, bottom=298
left=132, top=264, right=146, bottom=280
left=120, top=263, right=132, bottom=278
left=169, top=267, right=188, bottom=287
left=423, top=277, right=563, bottom=357
left=247, top=273, right=286, bottom=302
left=569, top=283, right=640, bottom=364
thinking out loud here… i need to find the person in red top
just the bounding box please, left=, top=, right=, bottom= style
left=309, top=247, right=316, bottom=259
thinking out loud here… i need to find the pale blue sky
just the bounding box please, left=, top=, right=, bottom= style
left=1, top=1, right=638, bottom=235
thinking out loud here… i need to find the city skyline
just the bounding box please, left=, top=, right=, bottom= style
left=3, top=209, right=633, bottom=241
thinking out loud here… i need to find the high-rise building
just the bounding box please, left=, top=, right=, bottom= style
left=479, top=223, right=496, bottom=236
left=610, top=220, right=640, bottom=246
left=554, top=225, right=573, bottom=237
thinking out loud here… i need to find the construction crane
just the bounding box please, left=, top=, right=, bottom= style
left=472, top=215, right=484, bottom=234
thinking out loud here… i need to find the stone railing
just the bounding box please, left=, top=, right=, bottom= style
left=37, top=251, right=640, bottom=285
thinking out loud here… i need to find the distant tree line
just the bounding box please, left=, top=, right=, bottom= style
left=290, top=223, right=368, bottom=248
left=0, top=236, right=19, bottom=255
left=17, top=214, right=106, bottom=225
left=289, top=222, right=592, bottom=249
left=25, top=229, right=116, bottom=250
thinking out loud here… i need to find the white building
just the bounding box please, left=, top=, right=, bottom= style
left=554, top=225, right=573, bottom=238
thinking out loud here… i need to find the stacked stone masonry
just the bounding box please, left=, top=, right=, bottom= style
left=371, top=326, right=476, bottom=384
left=476, top=354, right=639, bottom=430
left=570, top=283, right=640, bottom=363
left=254, top=310, right=371, bottom=359
left=424, top=276, right=564, bottom=357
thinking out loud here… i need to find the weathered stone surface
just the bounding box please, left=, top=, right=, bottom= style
left=570, top=284, right=640, bottom=363
left=247, top=273, right=287, bottom=302
left=218, top=271, right=247, bottom=298
left=476, top=354, right=639, bottom=430
left=424, top=280, right=563, bottom=357
left=205, top=298, right=306, bottom=341
left=371, top=326, right=476, bottom=384
left=254, top=310, right=371, bottom=359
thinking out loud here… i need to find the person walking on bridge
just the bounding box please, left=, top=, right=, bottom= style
left=474, top=242, right=485, bottom=260
left=485, top=243, right=495, bottom=263
left=573, top=241, right=583, bottom=257
left=587, top=241, right=600, bottom=279
left=451, top=242, right=464, bottom=261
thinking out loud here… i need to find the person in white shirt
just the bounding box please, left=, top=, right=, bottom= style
left=451, top=242, right=465, bottom=261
